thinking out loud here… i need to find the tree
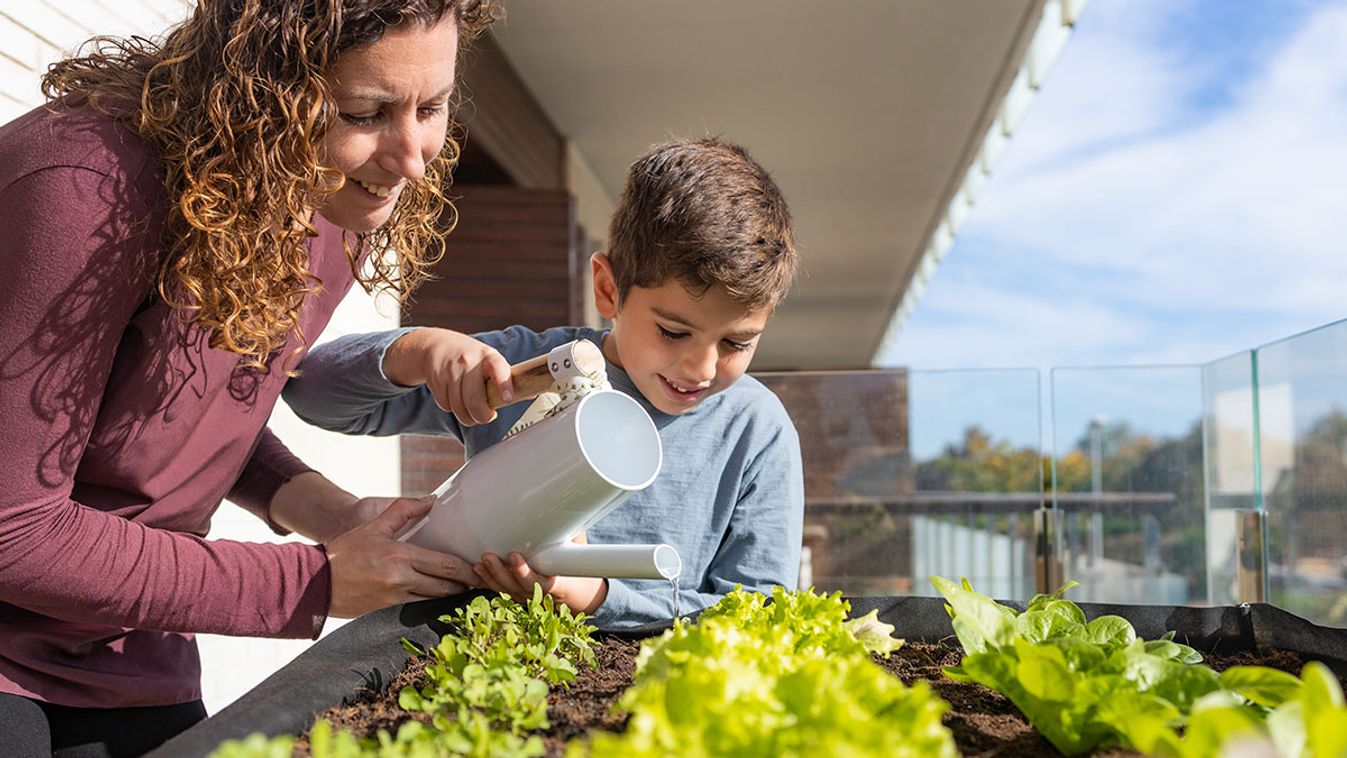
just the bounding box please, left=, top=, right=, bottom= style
left=914, top=426, right=1042, bottom=493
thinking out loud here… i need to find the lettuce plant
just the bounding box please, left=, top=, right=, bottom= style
left=934, top=575, right=1228, bottom=754
left=209, top=733, right=294, bottom=758
left=573, top=586, right=956, bottom=758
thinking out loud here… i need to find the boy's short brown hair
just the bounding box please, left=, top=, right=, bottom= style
left=606, top=138, right=797, bottom=310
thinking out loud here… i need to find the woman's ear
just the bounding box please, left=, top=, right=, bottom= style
left=591, top=252, right=620, bottom=320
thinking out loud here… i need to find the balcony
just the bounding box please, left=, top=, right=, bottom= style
left=759, top=317, right=1347, bottom=630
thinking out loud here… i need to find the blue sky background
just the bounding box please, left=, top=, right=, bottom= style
left=884, top=0, right=1347, bottom=459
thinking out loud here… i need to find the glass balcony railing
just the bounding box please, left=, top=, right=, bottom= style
left=1201, top=350, right=1259, bottom=607
left=1049, top=366, right=1206, bottom=605
left=759, top=318, right=1347, bottom=624
left=908, top=369, right=1041, bottom=600
left=1257, top=318, right=1347, bottom=627
left=753, top=370, right=912, bottom=597
left=755, top=368, right=1041, bottom=601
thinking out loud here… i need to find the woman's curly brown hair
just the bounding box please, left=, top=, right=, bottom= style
left=41, top=0, right=497, bottom=369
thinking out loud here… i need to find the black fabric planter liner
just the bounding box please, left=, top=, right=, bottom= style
left=152, top=592, right=1347, bottom=757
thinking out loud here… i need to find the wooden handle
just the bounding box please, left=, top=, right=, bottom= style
left=485, top=354, right=553, bottom=409
left=485, top=340, right=606, bottom=409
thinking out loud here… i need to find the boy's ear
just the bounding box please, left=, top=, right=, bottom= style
left=591, top=252, right=620, bottom=320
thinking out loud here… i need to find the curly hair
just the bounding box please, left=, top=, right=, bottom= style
left=41, top=0, right=497, bottom=369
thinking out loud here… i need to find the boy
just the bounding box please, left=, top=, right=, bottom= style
left=284, top=138, right=803, bottom=627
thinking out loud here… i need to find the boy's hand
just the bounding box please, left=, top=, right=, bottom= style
left=382, top=328, right=513, bottom=426
left=474, top=551, right=609, bottom=616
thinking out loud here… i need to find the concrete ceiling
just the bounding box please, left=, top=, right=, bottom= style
left=492, top=0, right=1043, bottom=370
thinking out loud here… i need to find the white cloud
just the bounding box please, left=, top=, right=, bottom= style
left=895, top=276, right=1154, bottom=368
left=888, top=1, right=1347, bottom=370
left=993, top=1, right=1198, bottom=172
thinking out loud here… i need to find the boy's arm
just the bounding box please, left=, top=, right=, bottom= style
left=379, top=327, right=514, bottom=427
left=283, top=328, right=469, bottom=440
left=588, top=422, right=806, bottom=628
left=286, top=325, right=570, bottom=443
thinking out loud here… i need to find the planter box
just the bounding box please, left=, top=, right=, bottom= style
left=152, top=592, right=1347, bottom=757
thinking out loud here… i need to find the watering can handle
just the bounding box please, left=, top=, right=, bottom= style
left=485, top=339, right=606, bottom=408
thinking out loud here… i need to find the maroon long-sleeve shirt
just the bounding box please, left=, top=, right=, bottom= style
left=0, top=105, right=354, bottom=707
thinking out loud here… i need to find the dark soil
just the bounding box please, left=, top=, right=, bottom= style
left=296, top=637, right=1317, bottom=757
left=540, top=637, right=640, bottom=755
left=292, top=658, right=432, bottom=754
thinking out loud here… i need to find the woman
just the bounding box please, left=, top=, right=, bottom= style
left=0, top=1, right=506, bottom=754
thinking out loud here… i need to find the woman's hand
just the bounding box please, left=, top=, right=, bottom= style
left=473, top=550, right=609, bottom=616
left=382, top=328, right=513, bottom=427
left=325, top=496, right=478, bottom=618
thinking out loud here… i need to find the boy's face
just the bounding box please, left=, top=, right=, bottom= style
left=593, top=254, right=770, bottom=416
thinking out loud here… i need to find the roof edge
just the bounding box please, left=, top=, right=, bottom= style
left=870, top=0, right=1090, bottom=367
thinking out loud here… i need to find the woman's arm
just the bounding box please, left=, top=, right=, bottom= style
left=0, top=164, right=328, bottom=637
left=267, top=469, right=410, bottom=545
left=268, top=470, right=358, bottom=541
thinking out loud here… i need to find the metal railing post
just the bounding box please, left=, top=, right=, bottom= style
left=1035, top=506, right=1063, bottom=594
left=1235, top=508, right=1268, bottom=603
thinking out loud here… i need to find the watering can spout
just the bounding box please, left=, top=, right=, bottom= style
left=531, top=542, right=682, bottom=581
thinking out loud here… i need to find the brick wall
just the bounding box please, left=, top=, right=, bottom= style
left=401, top=184, right=581, bottom=495
left=755, top=370, right=914, bottom=593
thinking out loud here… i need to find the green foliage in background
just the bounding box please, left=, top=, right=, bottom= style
left=915, top=426, right=1047, bottom=493
left=917, top=420, right=1208, bottom=601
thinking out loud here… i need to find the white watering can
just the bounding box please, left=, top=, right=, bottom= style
left=398, top=340, right=681, bottom=580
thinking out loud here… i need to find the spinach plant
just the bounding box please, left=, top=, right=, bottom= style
left=934, top=575, right=1226, bottom=755
left=933, top=575, right=1347, bottom=757
left=1176, top=660, right=1347, bottom=758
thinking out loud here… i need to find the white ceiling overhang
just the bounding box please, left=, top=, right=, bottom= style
left=492, top=0, right=1078, bottom=369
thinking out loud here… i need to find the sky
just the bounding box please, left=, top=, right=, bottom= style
left=882, top=0, right=1347, bottom=459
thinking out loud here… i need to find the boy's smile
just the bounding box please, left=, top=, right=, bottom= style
left=593, top=255, right=770, bottom=416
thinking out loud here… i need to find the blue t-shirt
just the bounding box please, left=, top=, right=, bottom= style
left=282, top=325, right=805, bottom=627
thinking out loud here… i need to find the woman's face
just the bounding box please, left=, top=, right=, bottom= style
left=316, top=15, right=459, bottom=233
